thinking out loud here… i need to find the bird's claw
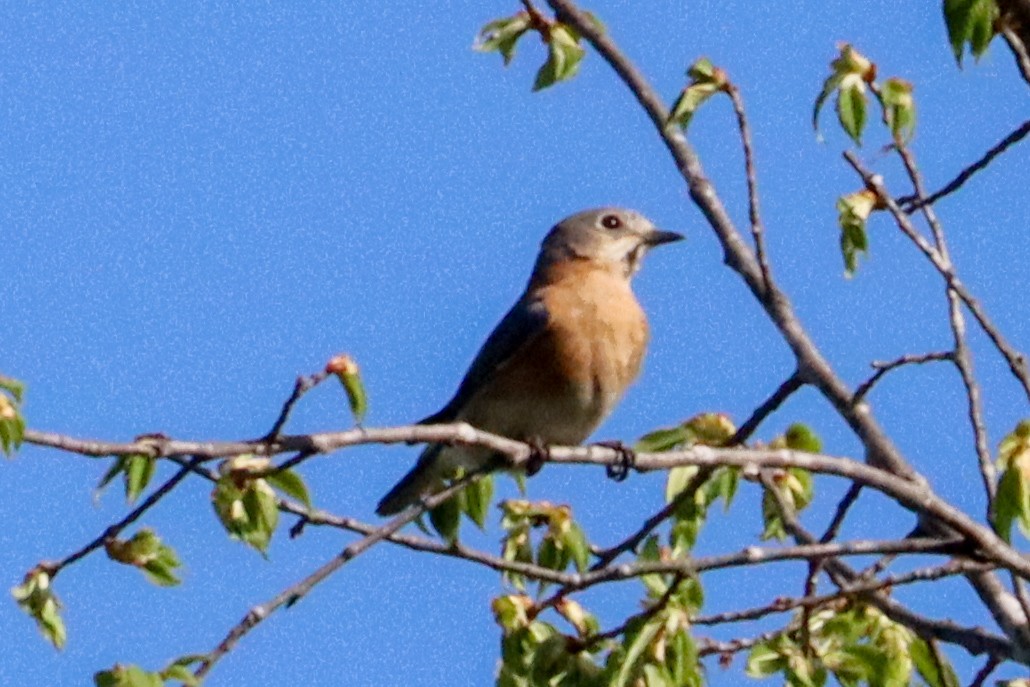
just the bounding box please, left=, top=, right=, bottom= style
left=597, top=440, right=636, bottom=482
left=525, top=437, right=550, bottom=476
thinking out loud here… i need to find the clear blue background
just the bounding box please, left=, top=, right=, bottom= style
left=2, top=2, right=1028, bottom=684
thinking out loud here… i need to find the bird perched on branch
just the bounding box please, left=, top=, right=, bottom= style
left=376, top=207, right=682, bottom=516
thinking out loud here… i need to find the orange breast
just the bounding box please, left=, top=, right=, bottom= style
left=458, top=260, right=648, bottom=445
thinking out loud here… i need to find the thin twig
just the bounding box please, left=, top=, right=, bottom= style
left=820, top=483, right=864, bottom=544
left=45, top=457, right=200, bottom=577
left=844, top=151, right=1030, bottom=404
left=896, top=144, right=996, bottom=511
left=1000, top=23, right=1030, bottom=88
left=968, top=654, right=1001, bottom=687
left=194, top=471, right=485, bottom=679
left=692, top=557, right=993, bottom=627
left=591, top=467, right=712, bottom=568
left=898, top=118, right=1030, bottom=211
left=726, top=81, right=770, bottom=292
left=263, top=371, right=329, bottom=440
left=853, top=351, right=954, bottom=404
left=697, top=629, right=790, bottom=658
left=729, top=370, right=806, bottom=446
left=576, top=572, right=686, bottom=649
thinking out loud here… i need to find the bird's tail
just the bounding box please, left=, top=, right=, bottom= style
left=375, top=445, right=443, bottom=516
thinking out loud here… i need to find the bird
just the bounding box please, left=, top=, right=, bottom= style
left=376, top=207, right=683, bottom=516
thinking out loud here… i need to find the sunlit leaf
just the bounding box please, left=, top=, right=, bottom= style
left=12, top=568, right=66, bottom=650
left=326, top=354, right=367, bottom=425
left=266, top=469, right=312, bottom=509
left=879, top=77, right=916, bottom=143
left=837, top=189, right=878, bottom=277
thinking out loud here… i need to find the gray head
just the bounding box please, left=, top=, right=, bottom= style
left=535, top=207, right=683, bottom=278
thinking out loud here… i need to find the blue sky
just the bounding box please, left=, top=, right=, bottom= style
left=2, top=2, right=1028, bottom=685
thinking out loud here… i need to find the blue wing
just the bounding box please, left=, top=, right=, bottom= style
left=419, top=296, right=549, bottom=424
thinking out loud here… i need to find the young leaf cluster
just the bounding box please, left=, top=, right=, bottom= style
left=11, top=567, right=66, bottom=650
left=747, top=603, right=959, bottom=687
left=211, top=455, right=312, bottom=555
left=94, top=655, right=205, bottom=687
left=0, top=374, right=26, bottom=456
left=499, top=499, right=589, bottom=592
left=104, top=528, right=182, bottom=587
left=475, top=11, right=594, bottom=91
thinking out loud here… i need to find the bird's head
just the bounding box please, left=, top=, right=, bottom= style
left=537, top=207, right=683, bottom=278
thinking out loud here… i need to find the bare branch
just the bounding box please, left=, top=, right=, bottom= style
left=194, top=471, right=485, bottom=679
left=844, top=151, right=1030, bottom=404
left=726, top=81, right=770, bottom=291
left=263, top=371, right=330, bottom=440
left=968, top=654, right=1001, bottom=687
left=693, top=557, right=994, bottom=627
left=730, top=370, right=806, bottom=446
left=999, top=22, right=1030, bottom=88
left=853, top=351, right=954, bottom=404
left=895, top=144, right=996, bottom=511
left=44, top=457, right=200, bottom=578
left=898, top=118, right=1030, bottom=211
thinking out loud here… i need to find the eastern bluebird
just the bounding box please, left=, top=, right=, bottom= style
left=376, top=207, right=682, bottom=515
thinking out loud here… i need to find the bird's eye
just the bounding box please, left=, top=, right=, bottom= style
left=601, top=214, right=622, bottom=229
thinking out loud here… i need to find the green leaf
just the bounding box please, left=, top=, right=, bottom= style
left=0, top=374, right=25, bottom=403
left=429, top=493, right=462, bottom=544
left=665, top=465, right=700, bottom=504
left=836, top=77, right=867, bottom=145
left=641, top=662, right=673, bottom=687
left=747, top=639, right=789, bottom=677
left=266, top=469, right=312, bottom=508
left=638, top=535, right=669, bottom=597
left=563, top=522, right=590, bottom=572
left=910, top=636, right=960, bottom=687
left=11, top=569, right=67, bottom=650
left=761, top=489, right=787, bottom=540
left=160, top=663, right=200, bottom=687
left=813, top=73, right=844, bottom=139
left=94, top=665, right=165, bottom=687
left=784, top=423, right=822, bottom=453
left=879, top=77, right=916, bottom=143
left=104, top=528, right=182, bottom=587
left=667, top=58, right=726, bottom=130
left=463, top=474, right=494, bottom=529
left=944, top=0, right=998, bottom=64
left=533, top=25, right=584, bottom=91
left=636, top=426, right=691, bottom=453
left=612, top=617, right=664, bottom=687
left=837, top=190, right=877, bottom=278
left=711, top=466, right=739, bottom=511
left=994, top=464, right=1024, bottom=542
left=474, top=13, right=533, bottom=65
left=124, top=454, right=156, bottom=504
left=667, top=630, right=700, bottom=686
left=212, top=472, right=279, bottom=555
left=326, top=354, right=367, bottom=425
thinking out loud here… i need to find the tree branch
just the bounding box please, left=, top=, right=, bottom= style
left=852, top=351, right=954, bottom=404
left=898, top=118, right=1030, bottom=211
left=895, top=144, right=996, bottom=513
left=844, top=151, right=1030, bottom=404
left=194, top=471, right=485, bottom=679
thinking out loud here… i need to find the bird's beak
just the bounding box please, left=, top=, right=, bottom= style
left=645, top=228, right=685, bottom=247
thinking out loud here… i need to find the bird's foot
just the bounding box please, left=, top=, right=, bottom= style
left=596, top=440, right=637, bottom=482
left=525, top=437, right=550, bottom=476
